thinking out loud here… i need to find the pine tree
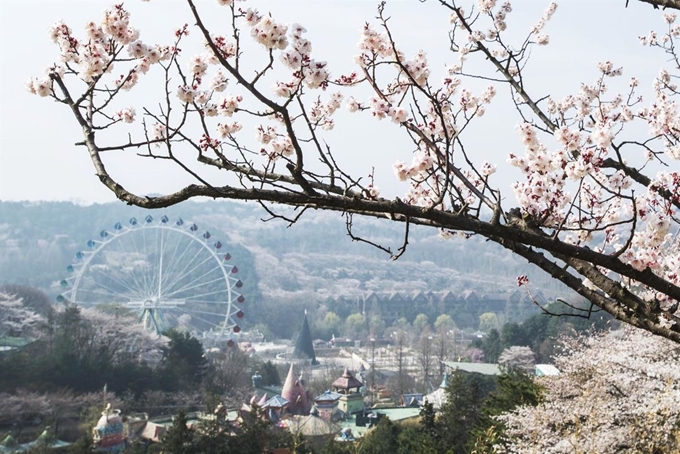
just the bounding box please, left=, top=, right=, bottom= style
left=481, top=329, right=502, bottom=363
left=293, top=312, right=318, bottom=365
left=159, top=411, right=194, bottom=454
left=438, top=372, right=484, bottom=452
left=467, top=371, right=542, bottom=453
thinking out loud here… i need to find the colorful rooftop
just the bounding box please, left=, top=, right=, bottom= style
left=332, top=368, right=363, bottom=391
left=281, top=364, right=309, bottom=414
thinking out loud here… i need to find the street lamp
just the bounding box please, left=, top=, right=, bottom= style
left=370, top=337, right=376, bottom=399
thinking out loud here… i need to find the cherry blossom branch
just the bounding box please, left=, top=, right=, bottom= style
left=32, top=0, right=680, bottom=344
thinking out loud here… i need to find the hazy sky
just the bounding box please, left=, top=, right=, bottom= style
left=0, top=0, right=669, bottom=204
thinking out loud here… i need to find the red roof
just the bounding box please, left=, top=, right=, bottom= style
left=332, top=367, right=363, bottom=390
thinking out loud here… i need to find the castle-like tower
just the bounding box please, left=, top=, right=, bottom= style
left=332, top=368, right=364, bottom=415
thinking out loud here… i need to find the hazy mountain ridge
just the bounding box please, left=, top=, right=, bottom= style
left=0, top=201, right=567, bottom=313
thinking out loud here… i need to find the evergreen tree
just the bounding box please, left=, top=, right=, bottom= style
left=396, top=424, right=439, bottom=454
left=438, top=372, right=484, bottom=453
left=481, top=329, right=502, bottom=363
left=262, top=360, right=282, bottom=386
left=159, top=411, right=194, bottom=454
left=467, top=371, right=542, bottom=453
left=500, top=323, right=530, bottom=348
left=319, top=439, right=354, bottom=454
left=67, top=432, right=95, bottom=454
left=293, top=312, right=318, bottom=365
left=359, top=418, right=400, bottom=454
left=160, top=330, right=208, bottom=390
left=419, top=401, right=439, bottom=444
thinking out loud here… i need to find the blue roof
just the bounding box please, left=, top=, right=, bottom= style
left=263, top=395, right=289, bottom=408
left=314, top=390, right=343, bottom=402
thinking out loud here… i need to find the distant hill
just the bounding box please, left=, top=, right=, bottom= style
left=0, top=200, right=571, bottom=336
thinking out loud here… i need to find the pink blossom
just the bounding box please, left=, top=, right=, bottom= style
left=256, top=125, right=277, bottom=144
left=113, top=107, right=136, bottom=123
left=26, top=77, right=53, bottom=97
left=217, top=95, right=242, bottom=116
left=176, top=85, right=196, bottom=103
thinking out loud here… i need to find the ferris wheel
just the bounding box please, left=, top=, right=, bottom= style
left=57, top=215, right=245, bottom=343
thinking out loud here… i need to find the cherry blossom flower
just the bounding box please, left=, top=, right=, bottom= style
left=217, top=95, right=242, bottom=116
left=26, top=77, right=53, bottom=97
left=211, top=70, right=229, bottom=92
left=176, top=85, right=196, bottom=103
left=217, top=122, right=242, bottom=137
left=113, top=107, right=136, bottom=124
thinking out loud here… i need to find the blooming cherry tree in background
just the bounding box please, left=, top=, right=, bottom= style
left=497, top=346, right=535, bottom=373
left=0, top=292, right=45, bottom=338
left=498, top=327, right=680, bottom=453
left=30, top=0, right=680, bottom=342
left=77, top=307, right=168, bottom=366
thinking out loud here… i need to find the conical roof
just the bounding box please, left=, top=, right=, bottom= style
left=36, top=427, right=55, bottom=443
left=439, top=372, right=449, bottom=389
left=293, top=311, right=317, bottom=364
left=1, top=434, right=17, bottom=447
left=332, top=367, right=363, bottom=390
left=281, top=364, right=309, bottom=415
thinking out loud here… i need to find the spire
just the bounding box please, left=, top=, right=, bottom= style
left=439, top=372, right=449, bottom=389
left=281, top=364, right=309, bottom=415
left=293, top=311, right=318, bottom=365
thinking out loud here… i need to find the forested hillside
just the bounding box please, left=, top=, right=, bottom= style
left=0, top=201, right=569, bottom=336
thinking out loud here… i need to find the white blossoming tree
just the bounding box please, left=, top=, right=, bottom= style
left=0, top=292, right=45, bottom=338
left=66, top=306, right=168, bottom=366
left=30, top=0, right=680, bottom=342
left=497, top=346, right=535, bottom=373
left=498, top=327, right=680, bottom=453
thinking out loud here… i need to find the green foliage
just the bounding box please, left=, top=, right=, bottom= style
left=159, top=330, right=208, bottom=391
left=159, top=411, right=194, bottom=454
left=395, top=424, right=439, bottom=454
left=467, top=371, right=543, bottom=453
left=345, top=313, right=366, bottom=337
left=323, top=311, right=342, bottom=335
left=165, top=405, right=304, bottom=454
left=434, top=314, right=454, bottom=333
left=413, top=313, right=429, bottom=334
left=359, top=418, right=400, bottom=454
left=473, top=300, right=618, bottom=363
left=480, top=329, right=502, bottom=363
left=478, top=313, right=499, bottom=332
left=0, top=309, right=223, bottom=399
left=419, top=401, right=438, bottom=442
left=500, top=322, right=530, bottom=348
left=67, top=432, right=95, bottom=454
left=252, top=323, right=274, bottom=341
left=0, top=304, right=157, bottom=394
left=438, top=372, right=486, bottom=453
left=261, top=360, right=282, bottom=386
left=368, top=315, right=385, bottom=337
left=125, top=440, right=150, bottom=454
left=319, top=439, right=355, bottom=454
